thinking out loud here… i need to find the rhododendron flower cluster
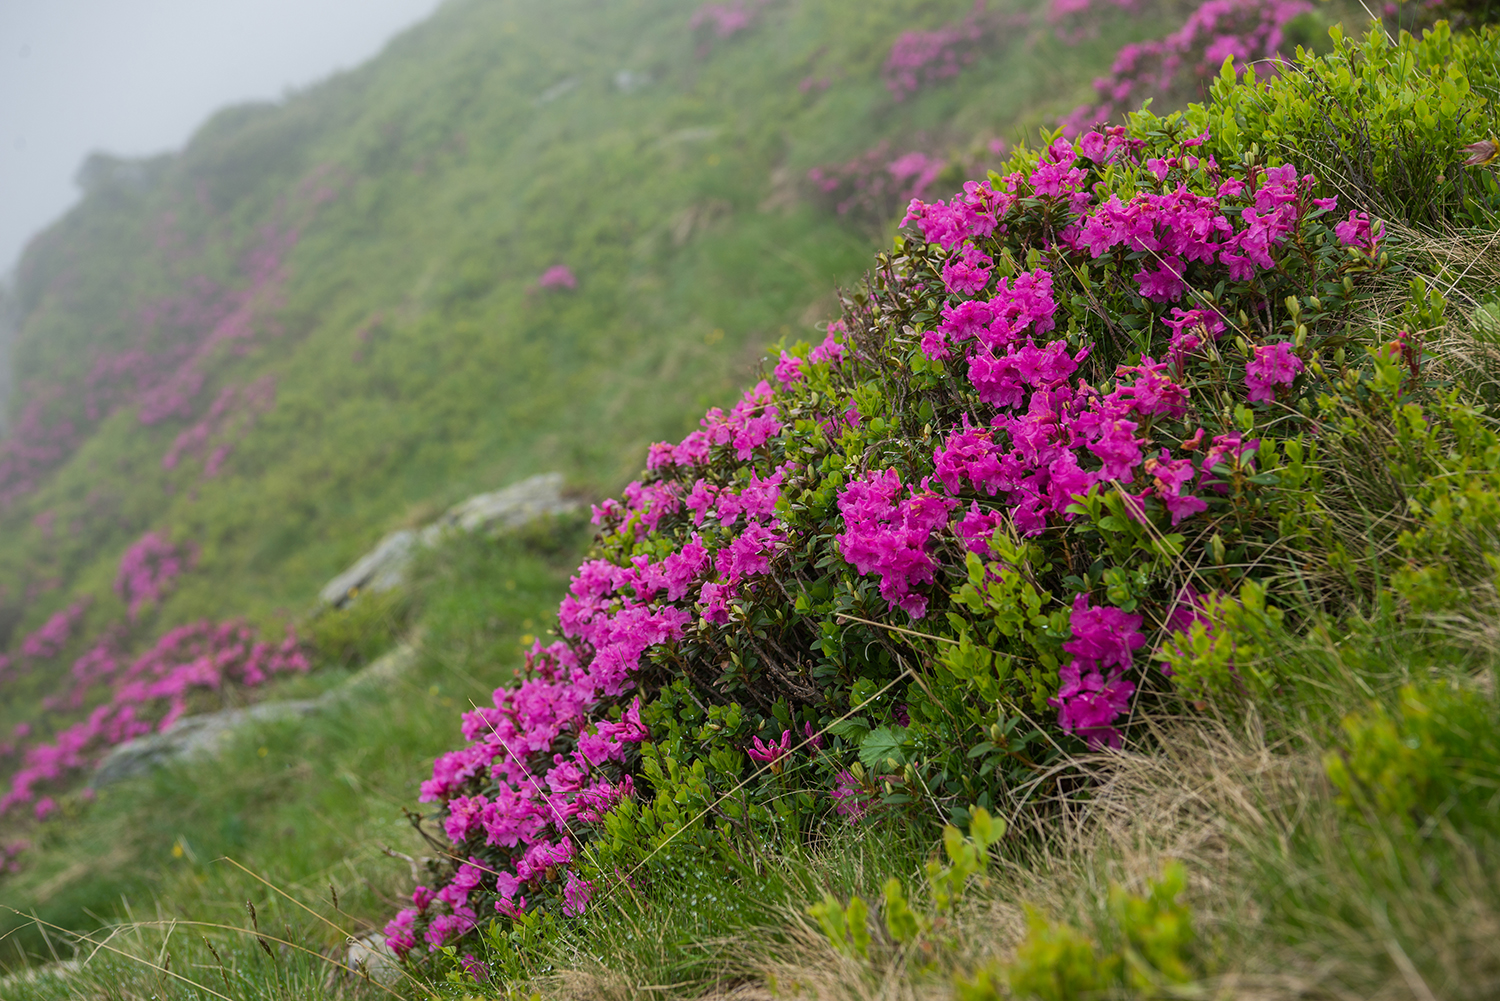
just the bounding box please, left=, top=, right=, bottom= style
left=836, top=470, right=956, bottom=620
left=400, top=122, right=1372, bottom=960
left=1, top=180, right=326, bottom=510
left=0, top=385, right=80, bottom=509
left=114, top=532, right=193, bottom=619
left=537, top=265, right=577, bottom=290
left=807, top=142, right=947, bottom=225
left=20, top=602, right=89, bottom=661
left=1047, top=0, right=1141, bottom=41
left=1, top=620, right=306, bottom=815
left=688, top=0, right=766, bottom=39
left=883, top=2, right=1025, bottom=100
left=1061, top=0, right=1312, bottom=135
left=161, top=375, right=277, bottom=477
left=0, top=839, right=27, bottom=874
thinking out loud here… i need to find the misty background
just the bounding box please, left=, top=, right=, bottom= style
left=0, top=0, right=447, bottom=426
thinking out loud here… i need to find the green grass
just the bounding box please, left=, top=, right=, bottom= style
left=0, top=517, right=590, bottom=977
left=0, top=0, right=1180, bottom=965
left=6, top=2, right=1477, bottom=998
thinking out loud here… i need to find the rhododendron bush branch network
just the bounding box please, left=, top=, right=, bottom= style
left=396, top=116, right=1384, bottom=959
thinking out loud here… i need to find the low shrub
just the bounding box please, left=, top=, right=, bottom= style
left=1178, top=21, right=1500, bottom=230
left=303, top=588, right=411, bottom=668
left=389, top=21, right=1500, bottom=981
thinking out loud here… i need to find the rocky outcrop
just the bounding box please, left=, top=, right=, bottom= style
left=94, top=473, right=575, bottom=785
left=93, top=643, right=418, bottom=786
left=319, top=472, right=578, bottom=607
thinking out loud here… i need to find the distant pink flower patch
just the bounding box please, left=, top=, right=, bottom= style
left=0, top=840, right=27, bottom=874
left=808, top=142, right=947, bottom=223
left=115, top=532, right=194, bottom=619
left=20, top=601, right=89, bottom=660
left=1060, top=0, right=1311, bottom=136
left=884, top=6, right=987, bottom=100
left=33, top=797, right=58, bottom=821
left=689, top=0, right=766, bottom=40
left=538, top=265, right=577, bottom=290
left=0, top=620, right=307, bottom=815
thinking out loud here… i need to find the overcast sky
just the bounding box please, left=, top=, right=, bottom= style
left=0, top=0, right=446, bottom=278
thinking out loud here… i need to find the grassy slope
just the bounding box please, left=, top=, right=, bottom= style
left=6, top=0, right=1488, bottom=997
left=0, top=0, right=1183, bottom=978
left=0, top=0, right=1151, bottom=649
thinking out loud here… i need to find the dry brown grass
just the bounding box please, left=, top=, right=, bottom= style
left=544, top=703, right=1500, bottom=1001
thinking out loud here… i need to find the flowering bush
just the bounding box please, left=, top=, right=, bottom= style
left=114, top=532, right=193, bottom=619
left=536, top=265, right=577, bottom=291
left=1061, top=0, right=1313, bottom=136
left=689, top=0, right=767, bottom=41
left=392, top=74, right=1420, bottom=959
left=1180, top=21, right=1500, bottom=230
left=882, top=2, right=1026, bottom=101
left=19, top=602, right=89, bottom=661
left=807, top=144, right=948, bottom=227
left=0, top=620, right=307, bottom=815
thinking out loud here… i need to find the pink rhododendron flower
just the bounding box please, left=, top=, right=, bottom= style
left=1048, top=594, right=1146, bottom=748
left=1334, top=209, right=1382, bottom=251
left=537, top=265, right=577, bottom=290
left=1163, top=307, right=1225, bottom=362
left=810, top=322, right=847, bottom=364
left=1244, top=341, right=1302, bottom=402
left=774, top=351, right=804, bottom=387
left=942, top=247, right=993, bottom=296
left=562, top=871, right=595, bottom=917
left=461, top=954, right=490, bottom=982
left=21, top=601, right=89, bottom=660
left=384, top=908, right=418, bottom=958
left=425, top=907, right=478, bottom=951
left=747, top=729, right=791, bottom=771
left=1145, top=450, right=1208, bottom=525
left=837, top=470, right=956, bottom=619
left=832, top=769, right=874, bottom=819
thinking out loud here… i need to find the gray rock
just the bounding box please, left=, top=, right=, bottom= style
left=614, top=69, right=650, bottom=93
left=320, top=473, right=577, bottom=608
left=344, top=932, right=402, bottom=987
left=0, top=959, right=80, bottom=990
left=95, top=473, right=578, bottom=784
left=318, top=529, right=417, bottom=607
left=436, top=471, right=578, bottom=536
left=92, top=699, right=318, bottom=786
left=535, top=77, right=579, bottom=105
left=93, top=642, right=418, bottom=786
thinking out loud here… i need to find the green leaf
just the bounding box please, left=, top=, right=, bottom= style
left=860, top=726, right=910, bottom=768
left=828, top=717, right=872, bottom=741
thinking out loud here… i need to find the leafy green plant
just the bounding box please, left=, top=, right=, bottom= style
left=957, top=863, right=1197, bottom=1001
left=1326, top=679, right=1500, bottom=830
left=1163, top=22, right=1500, bottom=229
left=807, top=806, right=1004, bottom=963
left=303, top=588, right=411, bottom=667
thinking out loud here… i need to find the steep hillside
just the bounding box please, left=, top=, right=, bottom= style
left=0, top=0, right=1198, bottom=952
left=0, top=0, right=1159, bottom=731
left=8, top=0, right=1447, bottom=994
